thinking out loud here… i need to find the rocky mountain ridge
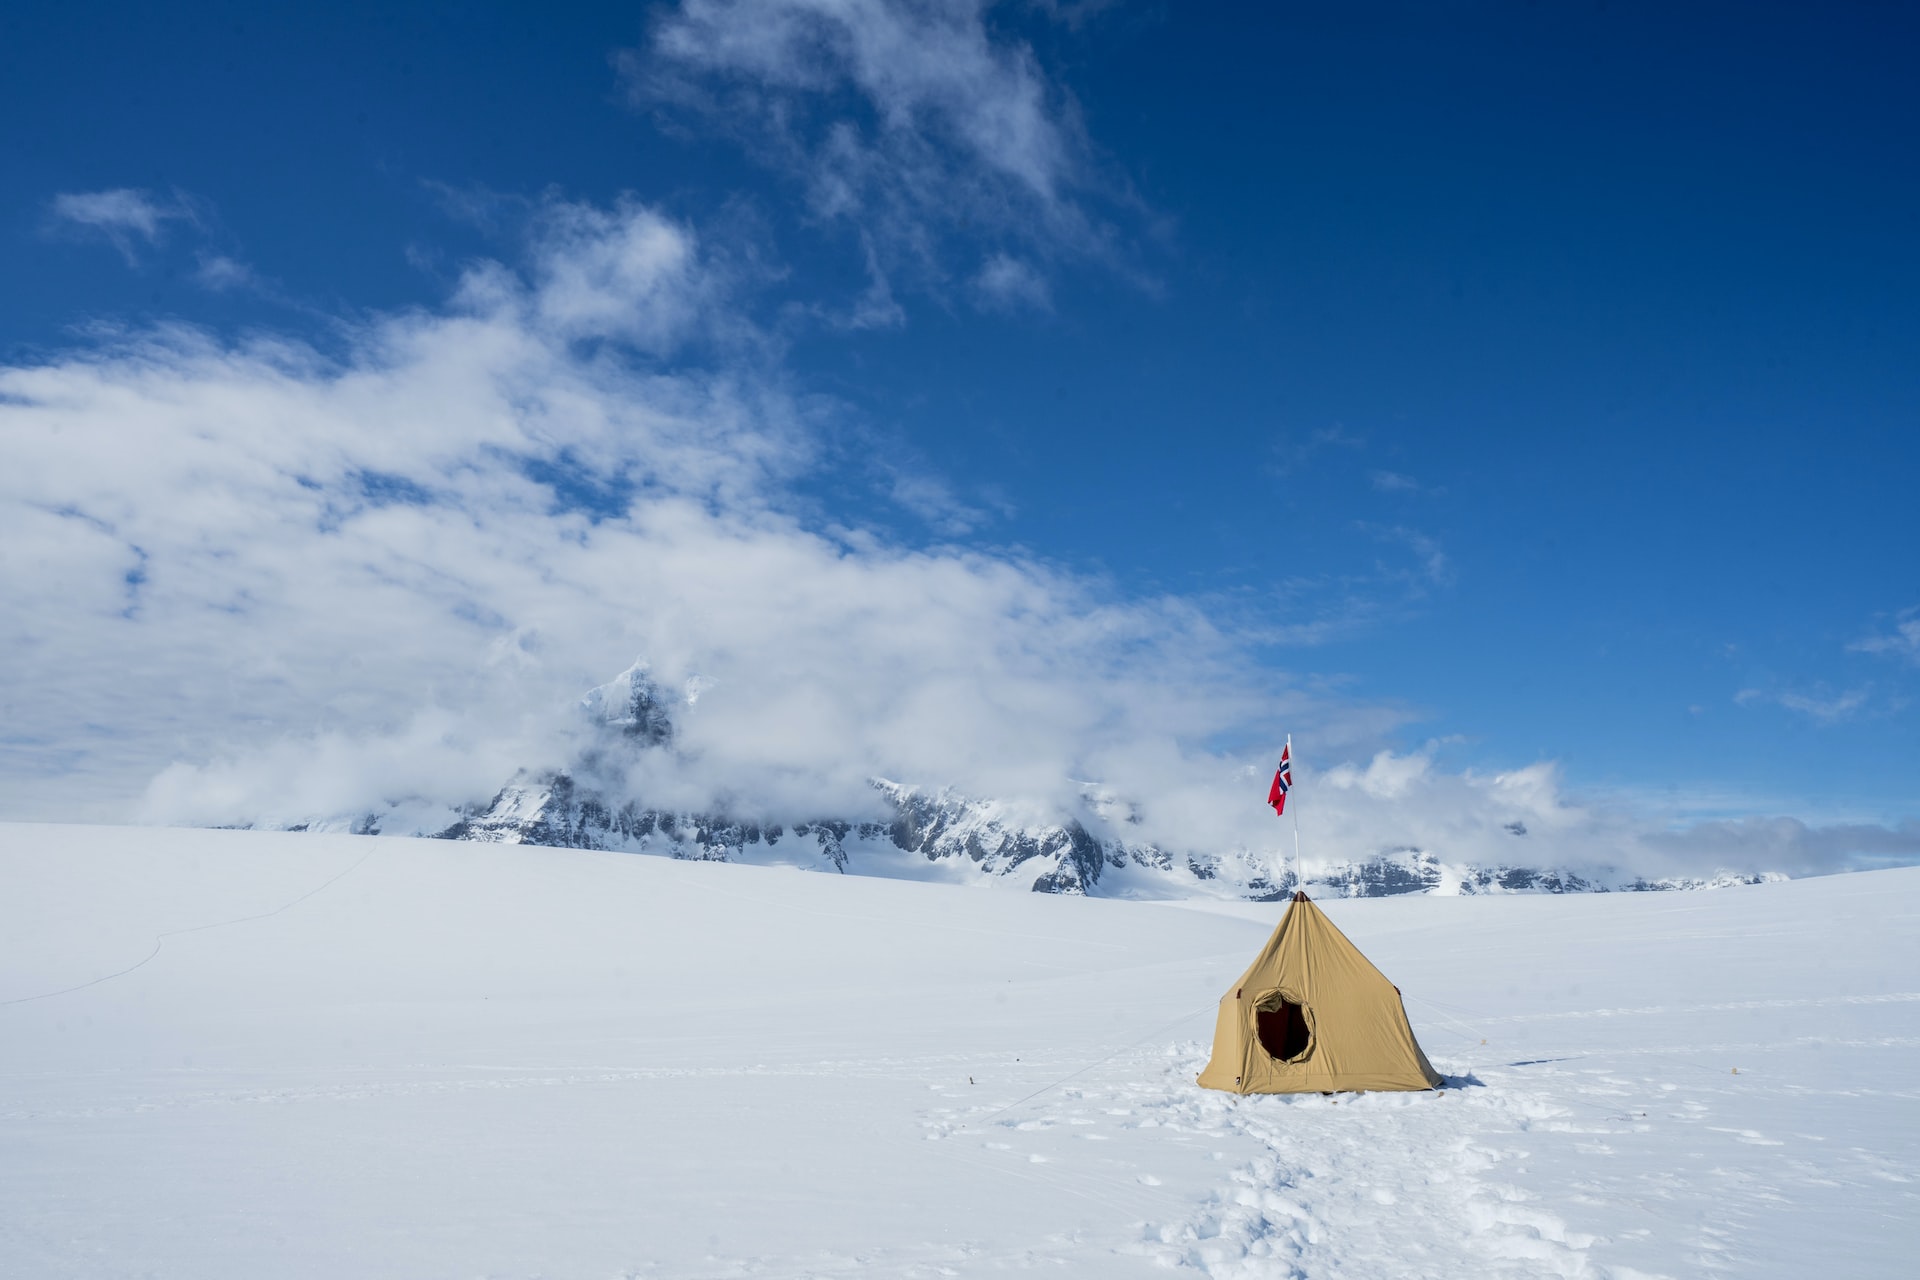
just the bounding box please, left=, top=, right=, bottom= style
left=278, top=662, right=1783, bottom=899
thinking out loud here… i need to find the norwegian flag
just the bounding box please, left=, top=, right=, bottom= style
left=1267, top=743, right=1292, bottom=817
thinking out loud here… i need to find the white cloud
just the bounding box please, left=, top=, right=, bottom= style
left=4, top=192, right=1912, bottom=881
left=529, top=198, right=723, bottom=351
left=1312, top=747, right=1920, bottom=880
left=1370, top=469, right=1423, bottom=493
left=972, top=251, right=1051, bottom=311
left=625, top=0, right=1119, bottom=294
left=47, top=188, right=198, bottom=265
left=1025, top=0, right=1120, bottom=28
left=1850, top=607, right=1920, bottom=666
left=0, top=194, right=1339, bottom=845
left=843, top=233, right=910, bottom=329
left=51, top=189, right=167, bottom=236
left=191, top=254, right=254, bottom=292
left=1734, top=685, right=1871, bottom=724
left=1311, top=425, right=1365, bottom=449
left=879, top=464, right=990, bottom=534
left=1358, top=523, right=1452, bottom=588
left=1269, top=424, right=1365, bottom=476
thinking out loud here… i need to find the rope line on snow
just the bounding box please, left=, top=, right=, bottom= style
left=0, top=847, right=376, bottom=1008
left=1402, top=992, right=1495, bottom=1044
left=959, top=998, right=1220, bottom=1132
left=1403, top=991, right=1757, bottom=1121
left=1409, top=990, right=1759, bottom=1084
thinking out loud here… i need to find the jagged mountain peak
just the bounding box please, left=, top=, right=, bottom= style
left=578, top=659, right=684, bottom=748
left=266, top=661, right=1791, bottom=900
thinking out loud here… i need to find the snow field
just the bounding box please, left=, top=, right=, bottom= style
left=2, top=823, right=1915, bottom=1277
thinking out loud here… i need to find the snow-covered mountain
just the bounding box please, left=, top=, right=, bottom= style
left=274, top=662, right=1783, bottom=899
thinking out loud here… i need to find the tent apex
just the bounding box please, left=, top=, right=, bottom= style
left=1292, top=890, right=1311, bottom=902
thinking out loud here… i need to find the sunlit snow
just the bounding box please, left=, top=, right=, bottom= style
left=3, top=823, right=1915, bottom=1277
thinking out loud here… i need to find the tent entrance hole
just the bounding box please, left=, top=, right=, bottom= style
left=1256, top=999, right=1311, bottom=1062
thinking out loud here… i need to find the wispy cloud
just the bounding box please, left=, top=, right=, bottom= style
left=1312, top=425, right=1365, bottom=449
left=49, top=189, right=272, bottom=301
left=623, top=0, right=1129, bottom=305
left=1025, top=0, right=1121, bottom=29
left=1369, top=469, right=1420, bottom=493
left=1735, top=684, right=1872, bottom=724
left=47, top=188, right=198, bottom=265
left=971, top=251, right=1051, bottom=311
left=1849, top=606, right=1920, bottom=666
left=1357, top=522, right=1452, bottom=588
left=877, top=462, right=995, bottom=535
left=1270, top=424, right=1365, bottom=475
left=193, top=253, right=262, bottom=294
left=1368, top=469, right=1443, bottom=496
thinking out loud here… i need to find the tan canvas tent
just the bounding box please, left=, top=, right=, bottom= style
left=1197, top=892, right=1443, bottom=1094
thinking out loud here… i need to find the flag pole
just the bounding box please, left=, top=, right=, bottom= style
left=1288, top=733, right=1300, bottom=889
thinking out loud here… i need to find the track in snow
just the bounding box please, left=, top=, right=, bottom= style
left=2, top=824, right=1915, bottom=1278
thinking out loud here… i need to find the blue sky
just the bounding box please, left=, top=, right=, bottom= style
left=2, top=2, right=1915, bottom=865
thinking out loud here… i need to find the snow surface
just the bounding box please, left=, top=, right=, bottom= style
left=2, top=822, right=1915, bottom=1278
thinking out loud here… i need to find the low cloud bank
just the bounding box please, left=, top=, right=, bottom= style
left=1313, top=751, right=1920, bottom=883
left=4, top=196, right=1914, bottom=882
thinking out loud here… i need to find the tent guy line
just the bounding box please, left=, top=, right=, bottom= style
left=1467, top=990, right=1920, bottom=1022
left=955, top=999, right=1223, bottom=1133
left=1401, top=991, right=1494, bottom=1045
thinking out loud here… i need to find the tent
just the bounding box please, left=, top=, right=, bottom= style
left=1197, top=891, right=1443, bottom=1094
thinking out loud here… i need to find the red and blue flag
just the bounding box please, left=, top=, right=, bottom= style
left=1267, top=743, right=1292, bottom=817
